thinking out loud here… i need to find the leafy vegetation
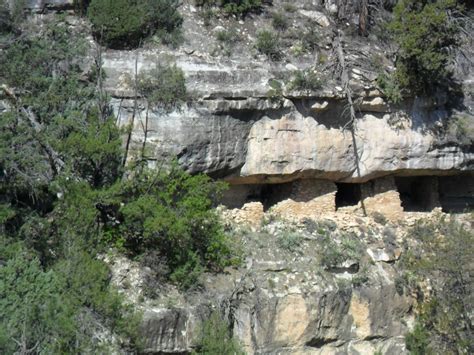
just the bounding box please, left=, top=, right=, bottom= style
left=214, top=28, right=241, bottom=56
left=0, top=17, right=141, bottom=351
left=445, top=113, right=474, bottom=145
left=288, top=69, right=322, bottom=92
left=319, top=232, right=364, bottom=269
left=272, top=12, right=289, bottom=31
left=0, top=12, right=236, bottom=352
left=376, top=71, right=403, bottom=103
left=138, top=63, right=187, bottom=111
left=101, top=164, right=238, bottom=288
left=193, top=311, right=245, bottom=354
left=196, top=0, right=262, bottom=18
left=301, top=26, right=320, bottom=53
left=277, top=230, right=303, bottom=252
left=255, top=30, right=282, bottom=60
left=87, top=0, right=183, bottom=48
left=386, top=0, right=462, bottom=96
left=401, top=216, right=473, bottom=353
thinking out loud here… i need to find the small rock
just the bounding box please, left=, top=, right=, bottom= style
left=299, top=10, right=330, bottom=27
left=360, top=97, right=389, bottom=113
left=212, top=26, right=225, bottom=33
left=285, top=63, right=298, bottom=71
left=328, top=4, right=338, bottom=14
left=311, top=101, right=329, bottom=112
left=367, top=89, right=382, bottom=97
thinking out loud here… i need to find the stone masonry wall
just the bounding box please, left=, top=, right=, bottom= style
left=361, top=176, right=404, bottom=219
left=271, top=179, right=337, bottom=220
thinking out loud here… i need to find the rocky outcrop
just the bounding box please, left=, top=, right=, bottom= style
left=18, top=2, right=473, bottom=353
left=103, top=24, right=473, bottom=185
left=110, top=213, right=420, bottom=354
left=20, top=0, right=73, bottom=12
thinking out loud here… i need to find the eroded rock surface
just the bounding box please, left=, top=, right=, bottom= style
left=110, top=213, right=427, bottom=354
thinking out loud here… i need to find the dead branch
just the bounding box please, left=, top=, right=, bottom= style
left=1, top=84, right=65, bottom=175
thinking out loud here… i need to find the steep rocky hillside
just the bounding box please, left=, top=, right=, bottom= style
left=1, top=0, right=473, bottom=354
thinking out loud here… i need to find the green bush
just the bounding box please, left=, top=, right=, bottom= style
left=272, top=12, right=289, bottom=31
left=196, top=0, right=261, bottom=17
left=255, top=30, right=282, bottom=60
left=0, top=239, right=140, bottom=353
left=301, top=26, right=320, bottom=52
left=388, top=0, right=461, bottom=95
left=138, top=63, right=187, bottom=111
left=401, top=217, right=473, bottom=353
left=289, top=69, right=322, bottom=92
left=103, top=165, right=237, bottom=289
left=376, top=72, right=402, bottom=103
left=0, top=0, right=11, bottom=33
left=221, top=0, right=261, bottom=16
left=405, top=322, right=430, bottom=355
left=194, top=311, right=245, bottom=354
left=319, top=233, right=363, bottom=269
left=87, top=0, right=183, bottom=49
left=283, top=3, right=297, bottom=12
left=215, top=28, right=239, bottom=44
left=277, top=230, right=303, bottom=252
left=445, top=114, right=474, bottom=145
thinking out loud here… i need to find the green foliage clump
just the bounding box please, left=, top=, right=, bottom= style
left=196, top=0, right=261, bottom=17
left=405, top=322, right=430, bottom=355
left=376, top=72, right=402, bottom=103
left=445, top=113, right=474, bottom=145
left=105, top=165, right=236, bottom=288
left=277, top=230, right=303, bottom=252
left=213, top=28, right=240, bottom=56
left=138, top=63, right=187, bottom=111
left=0, top=0, right=12, bottom=33
left=387, top=0, right=462, bottom=95
left=0, top=20, right=137, bottom=351
left=401, top=216, right=473, bottom=353
left=255, top=30, right=282, bottom=60
left=301, top=26, right=320, bottom=53
left=87, top=0, right=183, bottom=49
left=283, top=3, right=297, bottom=13
left=319, top=233, right=364, bottom=269
left=289, top=69, right=322, bottom=92
left=0, top=238, right=140, bottom=353
left=215, top=28, right=240, bottom=44
left=272, top=12, right=289, bottom=31
left=194, top=311, right=245, bottom=354
left=221, top=0, right=261, bottom=16
left=267, top=78, right=284, bottom=103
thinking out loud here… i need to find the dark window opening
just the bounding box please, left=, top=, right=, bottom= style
left=260, top=182, right=293, bottom=211
left=335, top=183, right=361, bottom=209
left=438, top=175, right=474, bottom=213
left=395, top=177, right=432, bottom=212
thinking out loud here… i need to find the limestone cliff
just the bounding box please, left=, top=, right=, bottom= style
left=15, top=1, right=474, bottom=354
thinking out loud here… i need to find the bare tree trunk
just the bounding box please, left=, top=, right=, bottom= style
left=359, top=0, right=369, bottom=36
left=334, top=33, right=367, bottom=216
left=122, top=48, right=139, bottom=167
left=141, top=106, right=149, bottom=161
left=1, top=85, right=65, bottom=175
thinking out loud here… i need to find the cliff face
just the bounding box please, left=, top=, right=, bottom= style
left=17, top=1, right=474, bottom=354
left=110, top=213, right=416, bottom=354
left=99, top=0, right=473, bottom=218
left=23, top=1, right=473, bottom=186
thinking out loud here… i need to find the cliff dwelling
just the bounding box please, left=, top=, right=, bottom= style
left=222, top=174, right=474, bottom=219
left=335, top=183, right=362, bottom=209
left=394, top=176, right=439, bottom=212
